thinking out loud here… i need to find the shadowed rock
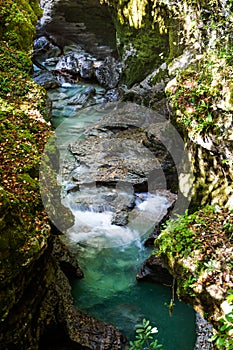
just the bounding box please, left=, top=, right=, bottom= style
left=136, top=255, right=173, bottom=286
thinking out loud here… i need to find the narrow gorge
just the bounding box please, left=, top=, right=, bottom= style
left=0, top=0, right=232, bottom=350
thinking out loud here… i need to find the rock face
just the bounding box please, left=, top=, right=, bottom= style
left=194, top=314, right=213, bottom=350
left=105, top=0, right=233, bottom=211
left=33, top=70, right=61, bottom=89
left=0, top=234, right=126, bottom=350
left=136, top=255, right=173, bottom=286
left=32, top=0, right=122, bottom=94
left=39, top=0, right=117, bottom=59
left=63, top=103, right=178, bottom=198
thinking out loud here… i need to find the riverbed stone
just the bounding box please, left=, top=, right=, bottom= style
left=111, top=210, right=129, bottom=226
left=32, top=70, right=61, bottom=89
left=95, top=56, right=121, bottom=88
left=55, top=53, right=79, bottom=75
left=104, top=87, right=125, bottom=102
left=34, top=35, right=50, bottom=53
left=62, top=103, right=177, bottom=195
left=68, top=87, right=96, bottom=106
left=79, top=57, right=95, bottom=79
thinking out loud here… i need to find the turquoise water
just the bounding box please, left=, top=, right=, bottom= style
left=48, top=87, right=196, bottom=349
left=71, top=238, right=196, bottom=349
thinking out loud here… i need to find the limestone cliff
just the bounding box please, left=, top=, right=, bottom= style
left=104, top=0, right=233, bottom=346
left=105, top=0, right=233, bottom=210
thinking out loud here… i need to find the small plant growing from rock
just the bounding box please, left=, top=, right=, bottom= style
left=129, top=318, right=163, bottom=350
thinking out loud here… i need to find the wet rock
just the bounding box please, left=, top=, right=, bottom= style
left=111, top=210, right=128, bottom=226
left=32, top=70, right=61, bottom=89
left=56, top=53, right=79, bottom=75
left=136, top=255, right=173, bottom=285
left=79, top=58, right=95, bottom=79
left=68, top=87, right=96, bottom=107
left=33, top=36, right=50, bottom=54
left=45, top=44, right=61, bottom=59
left=95, top=56, right=121, bottom=88
left=143, top=223, right=163, bottom=246
left=66, top=184, right=134, bottom=215
left=104, top=87, right=125, bottom=102
left=34, top=36, right=61, bottom=61
left=45, top=56, right=60, bottom=66
left=69, top=136, right=158, bottom=187
left=194, top=313, right=213, bottom=350
left=52, top=235, right=84, bottom=280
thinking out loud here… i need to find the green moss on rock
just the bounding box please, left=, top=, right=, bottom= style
left=0, top=1, right=51, bottom=277
left=0, top=0, right=42, bottom=51
left=155, top=206, right=233, bottom=327
left=107, top=0, right=183, bottom=86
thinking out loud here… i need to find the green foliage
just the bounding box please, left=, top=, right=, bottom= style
left=0, top=0, right=51, bottom=271
left=129, top=319, right=163, bottom=350
left=211, top=290, right=233, bottom=350
left=156, top=206, right=232, bottom=260
left=115, top=19, right=169, bottom=86
left=155, top=206, right=233, bottom=301
left=168, top=56, right=227, bottom=134
left=0, top=0, right=42, bottom=50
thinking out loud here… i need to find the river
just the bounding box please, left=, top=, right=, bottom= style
left=36, top=0, right=196, bottom=348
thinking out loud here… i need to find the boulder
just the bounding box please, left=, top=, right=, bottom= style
left=33, top=70, right=61, bottom=89
left=56, top=53, right=79, bottom=75
left=79, top=58, right=95, bottom=79
left=104, top=87, right=125, bottom=102
left=111, top=210, right=129, bottom=226
left=33, top=36, right=50, bottom=54
left=95, top=57, right=121, bottom=88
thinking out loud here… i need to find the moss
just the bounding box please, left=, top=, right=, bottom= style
left=0, top=0, right=42, bottom=51
left=167, top=53, right=233, bottom=135
left=229, top=82, right=233, bottom=106
left=0, top=1, right=51, bottom=273
left=155, top=205, right=233, bottom=325
left=115, top=20, right=169, bottom=86
left=109, top=0, right=185, bottom=86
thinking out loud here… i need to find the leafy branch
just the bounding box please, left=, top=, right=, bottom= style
left=129, top=318, right=163, bottom=350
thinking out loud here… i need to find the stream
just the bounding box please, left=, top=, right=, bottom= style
left=36, top=0, right=196, bottom=348
left=40, top=89, right=196, bottom=349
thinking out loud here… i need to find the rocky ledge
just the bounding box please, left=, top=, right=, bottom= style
left=1, top=233, right=127, bottom=350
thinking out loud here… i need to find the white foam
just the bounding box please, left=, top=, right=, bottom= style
left=136, top=193, right=169, bottom=214
left=67, top=209, right=141, bottom=248
left=61, top=82, right=73, bottom=88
